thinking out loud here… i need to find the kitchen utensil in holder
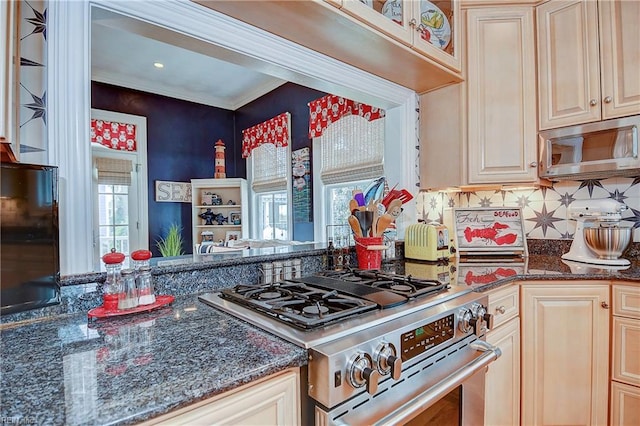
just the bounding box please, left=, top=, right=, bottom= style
left=355, top=236, right=387, bottom=270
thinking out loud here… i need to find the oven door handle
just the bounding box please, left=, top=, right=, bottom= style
left=372, top=340, right=502, bottom=426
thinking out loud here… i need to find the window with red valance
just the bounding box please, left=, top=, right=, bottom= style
left=242, top=112, right=291, bottom=193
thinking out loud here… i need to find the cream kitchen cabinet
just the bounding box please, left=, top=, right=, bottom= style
left=142, top=369, right=300, bottom=425
left=484, top=285, right=520, bottom=426
left=191, top=178, right=248, bottom=248
left=611, top=283, right=640, bottom=426
left=521, top=282, right=610, bottom=426
left=420, top=4, right=539, bottom=189
left=339, top=0, right=462, bottom=72
left=1, top=0, right=19, bottom=159
left=465, top=5, right=538, bottom=184
left=195, top=0, right=461, bottom=93
left=537, top=0, right=640, bottom=130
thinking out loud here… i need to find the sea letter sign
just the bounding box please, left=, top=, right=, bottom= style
left=155, top=181, right=192, bottom=203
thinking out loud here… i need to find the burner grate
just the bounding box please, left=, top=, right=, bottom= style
left=317, top=268, right=449, bottom=298
left=220, top=282, right=377, bottom=330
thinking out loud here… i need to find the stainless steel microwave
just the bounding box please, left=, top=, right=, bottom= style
left=539, top=115, right=640, bottom=180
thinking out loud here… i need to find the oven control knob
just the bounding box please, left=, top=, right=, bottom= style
left=347, top=352, right=379, bottom=395
left=458, top=308, right=473, bottom=333
left=470, top=307, right=486, bottom=336
left=476, top=305, right=494, bottom=331
left=374, top=342, right=402, bottom=380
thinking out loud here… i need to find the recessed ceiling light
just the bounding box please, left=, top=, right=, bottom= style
left=153, top=62, right=164, bottom=69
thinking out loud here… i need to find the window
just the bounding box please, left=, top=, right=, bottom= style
left=249, top=143, right=291, bottom=240
left=92, top=151, right=141, bottom=269
left=324, top=179, right=371, bottom=241
left=312, top=114, right=385, bottom=241
left=97, top=183, right=131, bottom=260
left=257, top=192, right=289, bottom=240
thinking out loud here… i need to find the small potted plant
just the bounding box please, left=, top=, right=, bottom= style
left=155, top=223, right=185, bottom=257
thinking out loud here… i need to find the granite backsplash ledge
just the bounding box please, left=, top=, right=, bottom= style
left=3, top=239, right=637, bottom=326
left=2, top=250, right=326, bottom=325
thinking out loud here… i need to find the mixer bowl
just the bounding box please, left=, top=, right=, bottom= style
left=584, top=226, right=632, bottom=260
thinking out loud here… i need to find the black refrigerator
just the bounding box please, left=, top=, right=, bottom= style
left=1, top=162, right=60, bottom=315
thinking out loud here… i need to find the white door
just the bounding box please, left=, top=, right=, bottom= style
left=91, top=109, right=148, bottom=270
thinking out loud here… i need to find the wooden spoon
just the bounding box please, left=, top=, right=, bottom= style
left=387, top=199, right=403, bottom=219
left=349, top=199, right=359, bottom=214
left=348, top=214, right=363, bottom=238
left=375, top=213, right=395, bottom=237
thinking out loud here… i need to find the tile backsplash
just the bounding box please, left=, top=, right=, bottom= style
left=417, top=177, right=640, bottom=242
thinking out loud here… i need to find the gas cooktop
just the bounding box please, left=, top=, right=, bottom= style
left=199, top=268, right=467, bottom=347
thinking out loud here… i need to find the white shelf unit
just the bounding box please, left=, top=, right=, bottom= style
left=191, top=178, right=248, bottom=246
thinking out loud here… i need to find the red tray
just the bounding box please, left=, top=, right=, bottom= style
left=88, top=295, right=175, bottom=320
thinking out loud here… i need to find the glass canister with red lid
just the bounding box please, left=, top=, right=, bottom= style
left=131, top=249, right=152, bottom=272
left=101, top=248, right=125, bottom=311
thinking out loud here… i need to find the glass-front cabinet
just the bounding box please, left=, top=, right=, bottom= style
left=338, top=0, right=461, bottom=72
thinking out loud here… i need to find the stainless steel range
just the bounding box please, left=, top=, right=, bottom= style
left=199, top=267, right=502, bottom=425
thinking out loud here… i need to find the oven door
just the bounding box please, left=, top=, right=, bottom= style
left=315, top=337, right=501, bottom=426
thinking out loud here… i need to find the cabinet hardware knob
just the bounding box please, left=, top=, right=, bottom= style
left=409, top=18, right=416, bottom=27
left=601, top=301, right=609, bottom=309
left=604, top=96, right=612, bottom=104
left=589, top=99, right=597, bottom=106
left=496, top=305, right=506, bottom=314
left=529, top=161, right=538, bottom=168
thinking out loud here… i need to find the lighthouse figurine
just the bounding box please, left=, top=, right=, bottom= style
left=214, top=139, right=226, bottom=178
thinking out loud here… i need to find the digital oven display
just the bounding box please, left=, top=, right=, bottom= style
left=400, top=314, right=455, bottom=361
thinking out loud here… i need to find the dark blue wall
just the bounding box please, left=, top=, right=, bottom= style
left=91, top=81, right=326, bottom=253
left=91, top=82, right=236, bottom=256
left=235, top=83, right=326, bottom=241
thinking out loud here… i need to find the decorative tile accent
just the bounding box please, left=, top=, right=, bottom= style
left=19, top=0, right=48, bottom=164
left=418, top=178, right=640, bottom=242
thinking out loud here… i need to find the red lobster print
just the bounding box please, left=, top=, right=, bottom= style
left=465, top=268, right=517, bottom=286
left=463, top=222, right=517, bottom=246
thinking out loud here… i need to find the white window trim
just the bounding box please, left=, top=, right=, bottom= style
left=47, top=0, right=416, bottom=274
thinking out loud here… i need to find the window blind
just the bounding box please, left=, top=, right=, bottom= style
left=319, top=114, right=384, bottom=184
left=251, top=143, right=289, bottom=193
left=95, top=157, right=133, bottom=186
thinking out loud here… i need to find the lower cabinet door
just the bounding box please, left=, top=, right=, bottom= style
left=521, top=284, right=609, bottom=426
left=485, top=317, right=520, bottom=426
left=147, top=369, right=300, bottom=425
left=610, top=381, right=640, bottom=426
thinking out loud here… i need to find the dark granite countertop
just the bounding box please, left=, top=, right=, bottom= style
left=1, top=253, right=638, bottom=426
left=0, top=295, right=307, bottom=426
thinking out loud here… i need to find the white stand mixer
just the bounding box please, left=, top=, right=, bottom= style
left=563, top=199, right=630, bottom=267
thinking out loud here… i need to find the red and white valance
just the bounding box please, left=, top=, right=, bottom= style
left=242, top=112, right=291, bottom=158
left=91, top=119, right=137, bottom=151
left=308, top=95, right=385, bottom=138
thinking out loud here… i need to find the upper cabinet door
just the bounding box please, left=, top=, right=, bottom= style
left=598, top=0, right=640, bottom=120
left=341, top=0, right=462, bottom=72
left=466, top=6, right=538, bottom=184
left=537, top=0, right=640, bottom=130
left=537, top=0, right=601, bottom=130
